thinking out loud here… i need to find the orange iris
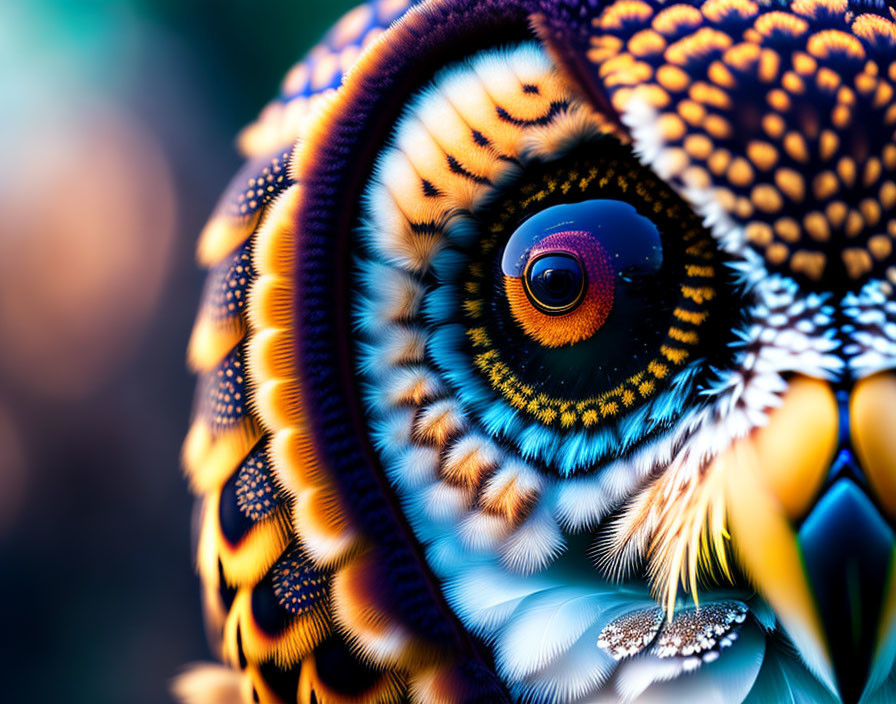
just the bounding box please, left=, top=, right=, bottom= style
left=505, top=231, right=615, bottom=348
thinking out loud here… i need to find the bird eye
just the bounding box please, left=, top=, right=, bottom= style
left=502, top=200, right=663, bottom=347
left=358, top=118, right=732, bottom=471
left=442, top=142, right=731, bottom=448
left=524, top=252, right=586, bottom=313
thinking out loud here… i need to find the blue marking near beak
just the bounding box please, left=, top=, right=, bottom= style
left=798, top=389, right=896, bottom=703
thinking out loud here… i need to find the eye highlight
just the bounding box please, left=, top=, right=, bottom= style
left=502, top=200, right=664, bottom=348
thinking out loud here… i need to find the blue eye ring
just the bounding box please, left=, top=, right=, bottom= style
left=523, top=252, right=587, bottom=314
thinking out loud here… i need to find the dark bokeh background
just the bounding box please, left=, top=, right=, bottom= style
left=0, top=1, right=355, bottom=701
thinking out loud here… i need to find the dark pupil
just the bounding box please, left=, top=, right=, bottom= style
left=526, top=253, right=585, bottom=313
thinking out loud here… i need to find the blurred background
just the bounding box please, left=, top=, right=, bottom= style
left=0, top=1, right=355, bottom=700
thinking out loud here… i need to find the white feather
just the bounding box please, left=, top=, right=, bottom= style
left=444, top=562, right=555, bottom=638
left=499, top=503, right=565, bottom=575
left=516, top=622, right=617, bottom=703
left=495, top=587, right=606, bottom=680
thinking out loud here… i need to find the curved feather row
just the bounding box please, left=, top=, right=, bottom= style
left=354, top=41, right=621, bottom=581
left=183, top=174, right=415, bottom=702
left=245, top=120, right=488, bottom=692
left=179, top=3, right=453, bottom=700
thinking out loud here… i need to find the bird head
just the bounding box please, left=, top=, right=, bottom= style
left=184, top=1, right=896, bottom=702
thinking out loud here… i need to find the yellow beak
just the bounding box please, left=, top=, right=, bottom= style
left=723, top=375, right=839, bottom=693
left=719, top=373, right=896, bottom=700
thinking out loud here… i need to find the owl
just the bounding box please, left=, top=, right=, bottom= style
left=176, top=0, right=896, bottom=702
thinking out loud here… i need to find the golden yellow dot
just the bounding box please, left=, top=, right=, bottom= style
left=766, top=242, right=790, bottom=264
left=838, top=85, right=857, bottom=106
left=722, top=41, right=760, bottom=71
left=884, top=144, right=896, bottom=169
left=588, top=36, right=624, bottom=64
left=539, top=407, right=558, bottom=423
left=678, top=99, right=706, bottom=125
left=747, top=140, right=779, bottom=171
left=767, top=88, right=791, bottom=111
left=648, top=359, right=670, bottom=378
left=752, top=184, right=784, bottom=212
left=832, top=104, right=852, bottom=128
left=604, top=58, right=654, bottom=87
left=657, top=64, right=691, bottom=92
left=870, top=234, right=893, bottom=260
left=708, top=149, right=732, bottom=176
left=886, top=103, right=896, bottom=125
left=819, top=130, right=839, bottom=161
left=843, top=248, right=873, bottom=278
left=881, top=181, right=896, bottom=209
left=759, top=48, right=781, bottom=83
left=674, top=308, right=709, bottom=325
left=813, top=171, right=839, bottom=200
left=683, top=166, right=712, bottom=189
left=658, top=113, right=687, bottom=140
left=660, top=147, right=690, bottom=176
left=774, top=217, right=801, bottom=242
left=792, top=51, right=817, bottom=75
left=804, top=212, right=831, bottom=241
left=861, top=198, right=882, bottom=227
left=783, top=132, right=809, bottom=162
left=837, top=157, right=857, bottom=187
left=791, top=250, right=827, bottom=280
left=874, top=81, right=894, bottom=109
left=690, top=81, right=733, bottom=109
left=782, top=71, right=805, bottom=94
left=728, top=157, right=755, bottom=186
left=827, top=201, right=848, bottom=228
left=816, top=67, right=841, bottom=92
left=704, top=114, right=733, bottom=139
left=746, top=221, right=774, bottom=245
left=856, top=71, right=878, bottom=95
left=864, top=157, right=882, bottom=187
left=889, top=219, right=896, bottom=237
left=775, top=168, right=805, bottom=202
left=628, top=28, right=667, bottom=57
left=610, top=87, right=634, bottom=113
left=735, top=196, right=755, bottom=218
left=638, top=84, right=672, bottom=108
left=845, top=209, right=865, bottom=237
left=708, top=60, right=737, bottom=88
left=762, top=113, right=786, bottom=138
left=684, top=134, right=713, bottom=159
left=715, top=187, right=737, bottom=210
left=638, top=379, right=656, bottom=396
